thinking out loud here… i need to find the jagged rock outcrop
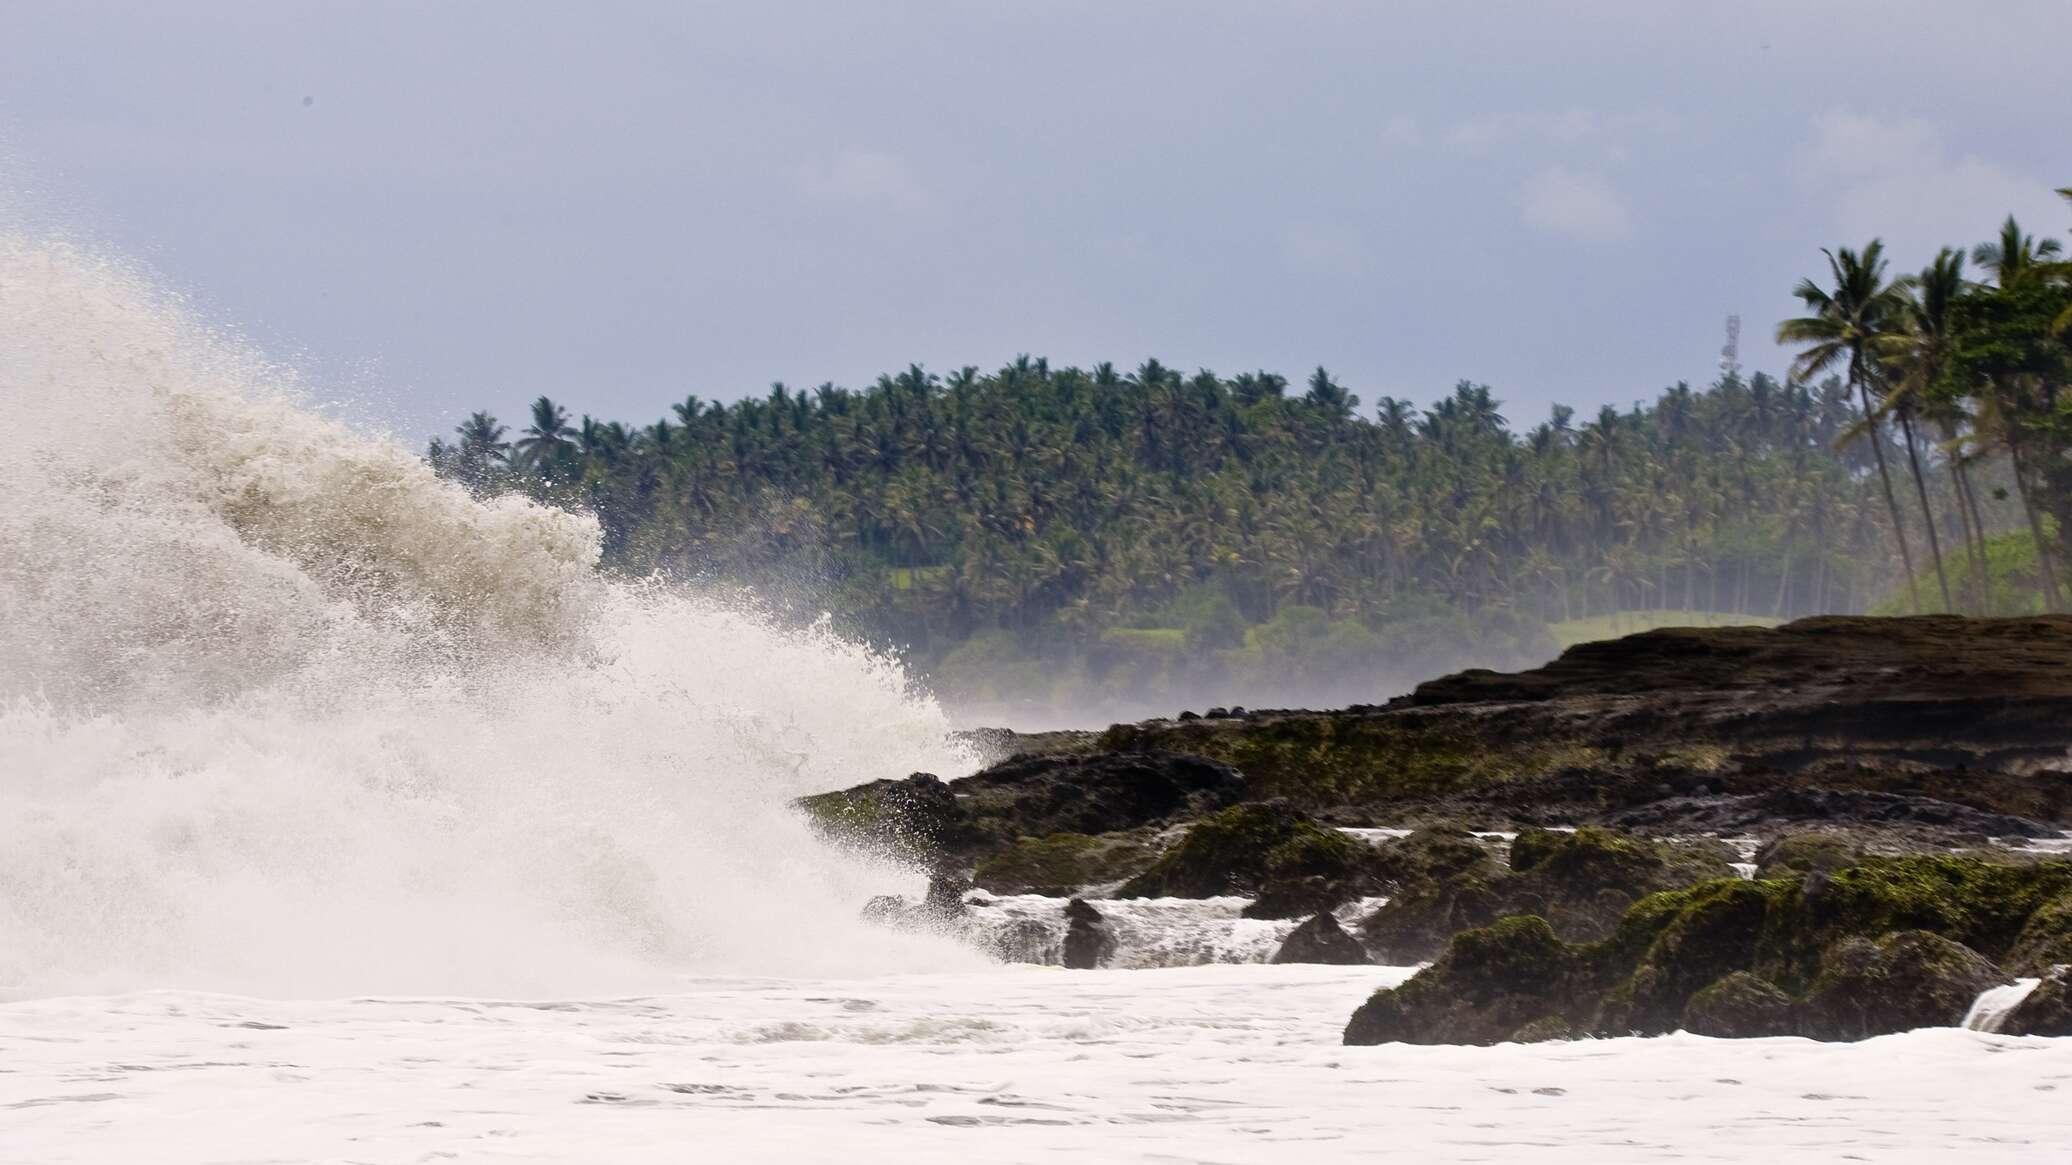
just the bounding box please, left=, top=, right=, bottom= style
left=1062, top=898, right=1116, bottom=969
left=1358, top=826, right=1733, bottom=963
left=2004, top=967, right=2072, bottom=1036
left=1271, top=912, right=1369, bottom=965
left=800, top=750, right=1243, bottom=871
left=1343, top=916, right=1581, bottom=1046
left=1345, top=853, right=2072, bottom=1045
left=972, top=830, right=1159, bottom=896
left=1794, top=931, right=2007, bottom=1040
left=1116, top=800, right=1381, bottom=915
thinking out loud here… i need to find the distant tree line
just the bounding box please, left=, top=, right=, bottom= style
left=427, top=192, right=2070, bottom=708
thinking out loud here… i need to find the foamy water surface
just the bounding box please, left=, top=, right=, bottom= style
left=6, top=967, right=2069, bottom=1164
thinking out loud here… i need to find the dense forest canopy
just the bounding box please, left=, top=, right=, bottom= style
left=430, top=195, right=2072, bottom=721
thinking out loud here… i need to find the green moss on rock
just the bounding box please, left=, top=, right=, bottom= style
left=1343, top=916, right=1583, bottom=1045
left=1118, top=801, right=1377, bottom=906
left=2005, top=889, right=2072, bottom=975
left=1360, top=827, right=1735, bottom=965
left=1753, top=833, right=1862, bottom=881
left=1796, top=930, right=2006, bottom=1040
left=1682, top=972, right=1794, bottom=1038
left=971, top=831, right=1156, bottom=895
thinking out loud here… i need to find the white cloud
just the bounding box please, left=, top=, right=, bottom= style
left=799, top=149, right=932, bottom=211
left=1802, top=110, right=2065, bottom=257
left=1517, top=167, right=1632, bottom=241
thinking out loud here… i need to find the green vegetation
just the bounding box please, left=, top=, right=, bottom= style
left=1870, top=530, right=2054, bottom=616
left=430, top=194, right=2072, bottom=707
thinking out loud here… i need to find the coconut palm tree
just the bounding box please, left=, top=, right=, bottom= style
left=1778, top=242, right=1921, bottom=612
left=513, top=395, right=576, bottom=471
left=1878, top=249, right=1968, bottom=611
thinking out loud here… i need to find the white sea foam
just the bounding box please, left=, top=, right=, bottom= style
left=5, top=969, right=2069, bottom=1164
left=0, top=235, right=981, bottom=998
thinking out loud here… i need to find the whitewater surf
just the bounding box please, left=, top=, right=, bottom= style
left=0, top=235, right=979, bottom=999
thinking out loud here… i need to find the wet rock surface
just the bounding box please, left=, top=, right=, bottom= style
left=817, top=616, right=2072, bottom=1043
left=1062, top=898, right=1116, bottom=969
left=1357, top=826, right=1734, bottom=963
left=2004, top=967, right=2072, bottom=1037
left=1271, top=913, right=1369, bottom=965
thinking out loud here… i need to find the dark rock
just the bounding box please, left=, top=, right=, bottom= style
left=1119, top=800, right=1380, bottom=907
left=1795, top=931, right=2007, bottom=1040
left=1754, top=833, right=1863, bottom=880
left=1360, top=826, right=1733, bottom=964
left=859, top=876, right=968, bottom=933
left=1344, top=916, right=1582, bottom=1045
left=1244, top=875, right=1349, bottom=921
left=1178, top=710, right=1201, bottom=721
left=971, top=830, right=1157, bottom=896
left=1271, top=913, right=1368, bottom=965
left=1682, top=972, right=1795, bottom=1038
left=989, top=918, right=1055, bottom=965
left=1062, top=898, right=1116, bottom=969
left=1205, top=707, right=1231, bottom=719
left=2003, top=967, right=2072, bottom=1036
left=1595, top=878, right=1782, bottom=1036
left=2005, top=890, right=2072, bottom=974
left=1608, top=788, right=2058, bottom=842
left=950, top=750, right=1246, bottom=846
left=796, top=773, right=975, bottom=865
left=1510, top=1016, right=1579, bottom=1043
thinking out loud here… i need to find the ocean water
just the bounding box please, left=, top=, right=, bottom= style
left=6, top=968, right=2070, bottom=1164
left=3, top=234, right=2068, bottom=1163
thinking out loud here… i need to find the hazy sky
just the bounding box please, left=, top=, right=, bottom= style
left=6, top=2, right=2069, bottom=442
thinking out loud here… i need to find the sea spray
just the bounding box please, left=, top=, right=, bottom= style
left=0, top=235, right=983, bottom=998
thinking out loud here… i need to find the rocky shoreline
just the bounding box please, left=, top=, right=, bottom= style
left=802, top=615, right=2072, bottom=1041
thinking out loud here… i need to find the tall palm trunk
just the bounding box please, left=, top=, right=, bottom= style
left=1956, top=457, right=1994, bottom=606
left=1895, top=409, right=1952, bottom=611
left=2007, top=439, right=2064, bottom=612
left=1945, top=450, right=1989, bottom=612
left=1853, top=357, right=1919, bottom=613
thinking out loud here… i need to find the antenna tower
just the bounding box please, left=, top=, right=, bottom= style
left=1719, top=314, right=1742, bottom=379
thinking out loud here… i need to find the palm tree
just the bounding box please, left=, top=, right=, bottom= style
left=1778, top=242, right=1922, bottom=612
left=1972, top=216, right=2063, bottom=287
left=1878, top=250, right=1968, bottom=611
left=513, top=395, right=576, bottom=471
left=453, top=411, right=509, bottom=462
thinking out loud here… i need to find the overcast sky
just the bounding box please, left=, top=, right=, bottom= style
left=5, top=1, right=2069, bottom=442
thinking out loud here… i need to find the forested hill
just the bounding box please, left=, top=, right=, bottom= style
left=430, top=359, right=2008, bottom=718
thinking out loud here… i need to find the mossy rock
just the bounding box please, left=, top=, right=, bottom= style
left=1754, top=855, right=2072, bottom=989
left=971, top=830, right=1156, bottom=896
left=1795, top=931, right=2006, bottom=1040
left=1360, top=826, right=1734, bottom=965
left=2004, top=889, right=2072, bottom=975
left=1117, top=800, right=1378, bottom=905
left=1753, top=833, right=1862, bottom=881
left=1682, top=971, right=1794, bottom=1038
left=1374, top=827, right=1501, bottom=883
left=794, top=773, right=973, bottom=865
left=1509, top=1015, right=1580, bottom=1043
left=1343, top=916, right=1584, bottom=1046
left=1593, top=877, right=1785, bottom=1036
